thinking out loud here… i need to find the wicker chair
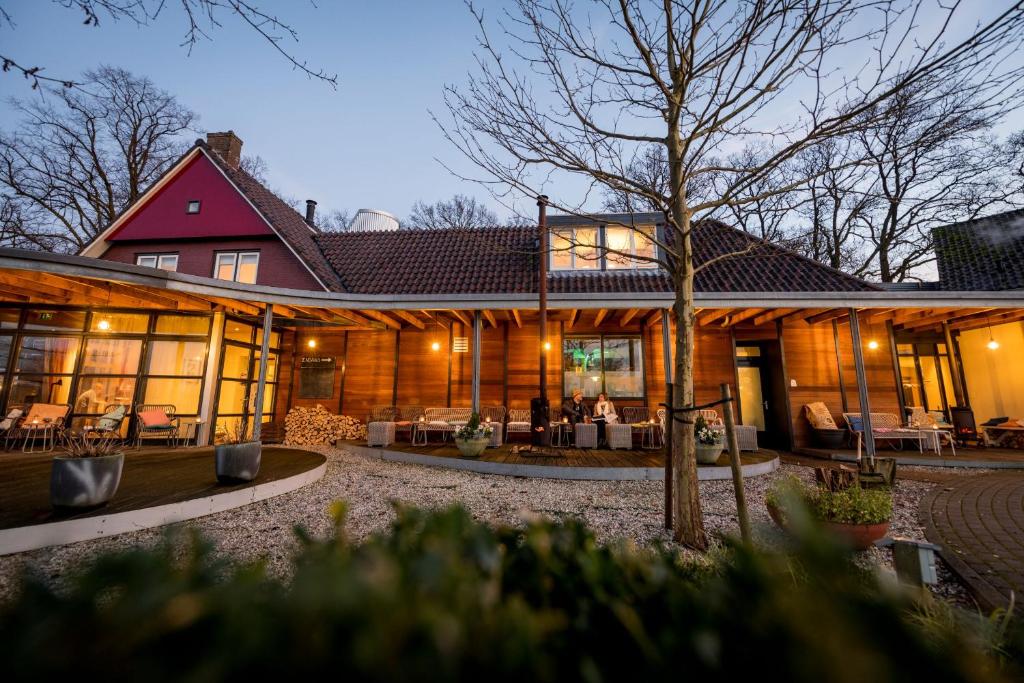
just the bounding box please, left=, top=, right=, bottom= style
left=621, top=406, right=653, bottom=425
left=422, top=407, right=473, bottom=441
left=368, top=405, right=397, bottom=423
left=607, top=423, right=633, bottom=449
left=506, top=409, right=531, bottom=440
left=12, top=403, right=70, bottom=452
left=394, top=405, right=424, bottom=440
left=135, top=404, right=179, bottom=448
left=367, top=421, right=395, bottom=447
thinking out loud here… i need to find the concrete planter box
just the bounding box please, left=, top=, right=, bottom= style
left=455, top=436, right=489, bottom=458
left=215, top=441, right=262, bottom=484
left=51, top=453, right=125, bottom=509
left=696, top=442, right=724, bottom=465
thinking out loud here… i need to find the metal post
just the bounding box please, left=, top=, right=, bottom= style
left=848, top=308, right=876, bottom=465
left=832, top=318, right=848, bottom=413
left=251, top=305, right=273, bottom=442
left=661, top=309, right=673, bottom=530
left=472, top=310, right=482, bottom=414
left=537, top=195, right=549, bottom=401
left=942, top=321, right=965, bottom=407
left=721, top=383, right=750, bottom=544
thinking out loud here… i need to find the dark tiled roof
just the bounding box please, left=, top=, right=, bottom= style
left=933, top=209, right=1024, bottom=291
left=316, top=220, right=878, bottom=295
left=200, top=142, right=344, bottom=291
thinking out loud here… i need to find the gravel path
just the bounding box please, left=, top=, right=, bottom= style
left=0, top=448, right=985, bottom=606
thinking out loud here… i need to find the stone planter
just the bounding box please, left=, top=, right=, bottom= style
left=50, top=453, right=125, bottom=509
left=695, top=441, right=724, bottom=465
left=215, top=441, right=262, bottom=484
left=455, top=436, right=489, bottom=458
left=822, top=520, right=891, bottom=551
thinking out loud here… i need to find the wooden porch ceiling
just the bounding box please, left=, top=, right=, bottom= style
left=0, top=268, right=1020, bottom=334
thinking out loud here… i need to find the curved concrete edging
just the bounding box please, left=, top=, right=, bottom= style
left=830, top=452, right=1024, bottom=469
left=0, top=460, right=327, bottom=557
left=344, top=443, right=780, bottom=481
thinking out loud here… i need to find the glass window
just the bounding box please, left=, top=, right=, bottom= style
left=551, top=230, right=572, bottom=270
left=562, top=336, right=643, bottom=399
left=81, top=338, right=142, bottom=375
left=919, top=356, right=944, bottom=414
left=214, top=252, right=259, bottom=283
left=222, top=345, right=252, bottom=380
left=89, top=313, right=149, bottom=334
left=136, top=254, right=177, bottom=270
left=136, top=255, right=157, bottom=268
left=225, top=321, right=253, bottom=344
left=899, top=356, right=922, bottom=408
left=737, top=366, right=766, bottom=430
left=144, top=378, right=201, bottom=413
left=735, top=346, right=761, bottom=357
left=0, top=335, right=12, bottom=368
left=146, top=340, right=207, bottom=376
left=253, top=352, right=279, bottom=382
left=218, top=379, right=250, bottom=415
left=254, top=326, right=282, bottom=349
left=155, top=315, right=210, bottom=336
left=549, top=227, right=598, bottom=270
left=16, top=336, right=80, bottom=374
left=24, top=310, right=85, bottom=332
left=73, top=377, right=136, bottom=414
left=0, top=309, right=20, bottom=329
left=897, top=344, right=914, bottom=355
left=634, top=226, right=657, bottom=265
left=187, top=200, right=201, bottom=214
left=10, top=376, right=72, bottom=405
left=563, top=338, right=603, bottom=399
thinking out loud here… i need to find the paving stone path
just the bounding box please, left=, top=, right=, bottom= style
left=922, top=473, right=1024, bottom=610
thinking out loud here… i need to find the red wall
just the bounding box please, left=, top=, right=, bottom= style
left=102, top=236, right=323, bottom=290
left=108, top=154, right=273, bottom=241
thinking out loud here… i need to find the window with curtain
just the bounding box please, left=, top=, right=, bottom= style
left=605, top=225, right=658, bottom=269
left=549, top=228, right=599, bottom=270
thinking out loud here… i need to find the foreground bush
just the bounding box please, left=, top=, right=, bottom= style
left=0, top=504, right=1019, bottom=682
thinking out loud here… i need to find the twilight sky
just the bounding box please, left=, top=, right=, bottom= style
left=0, top=1, right=544, bottom=221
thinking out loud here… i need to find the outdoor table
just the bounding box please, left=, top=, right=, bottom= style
left=175, top=420, right=203, bottom=448
left=920, top=427, right=956, bottom=456
left=411, top=421, right=428, bottom=446
left=22, top=420, right=58, bottom=453
left=551, top=421, right=572, bottom=447
left=854, top=427, right=927, bottom=460
left=634, top=422, right=663, bottom=449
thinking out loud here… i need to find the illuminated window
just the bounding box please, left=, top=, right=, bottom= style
left=562, top=336, right=644, bottom=399
left=550, top=225, right=657, bottom=270
left=136, top=253, right=178, bottom=271
left=214, top=251, right=259, bottom=284
left=549, top=227, right=598, bottom=270
left=606, top=225, right=657, bottom=269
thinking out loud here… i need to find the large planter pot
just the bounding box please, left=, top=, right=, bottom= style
left=822, top=520, right=891, bottom=551
left=696, top=442, right=724, bottom=465
left=50, top=453, right=125, bottom=509
left=766, top=501, right=789, bottom=530
left=455, top=436, right=489, bottom=458
left=215, top=441, right=262, bottom=484
left=812, top=428, right=848, bottom=449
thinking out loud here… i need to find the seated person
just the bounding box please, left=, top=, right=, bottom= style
left=75, top=381, right=106, bottom=414
left=561, top=389, right=588, bottom=426
left=592, top=392, right=617, bottom=444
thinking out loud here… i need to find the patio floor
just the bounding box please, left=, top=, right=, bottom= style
left=348, top=439, right=777, bottom=469
left=0, top=446, right=326, bottom=532
left=796, top=445, right=1024, bottom=468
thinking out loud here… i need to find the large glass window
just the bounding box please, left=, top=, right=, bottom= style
left=155, top=315, right=210, bottom=336
left=605, top=225, right=658, bottom=269
left=563, top=335, right=643, bottom=399
left=895, top=338, right=958, bottom=419
left=213, top=317, right=283, bottom=442
left=550, top=228, right=598, bottom=270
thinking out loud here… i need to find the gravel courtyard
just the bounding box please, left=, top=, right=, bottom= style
left=0, top=447, right=980, bottom=605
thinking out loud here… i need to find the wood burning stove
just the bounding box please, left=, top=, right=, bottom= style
left=950, top=407, right=981, bottom=447
left=530, top=397, right=551, bottom=447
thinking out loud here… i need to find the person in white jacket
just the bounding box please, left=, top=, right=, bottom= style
left=592, top=393, right=617, bottom=445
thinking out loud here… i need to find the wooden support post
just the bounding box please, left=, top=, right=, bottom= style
left=472, top=310, right=482, bottom=413
left=848, top=308, right=876, bottom=466
left=832, top=318, right=848, bottom=413
left=251, top=305, right=273, bottom=442
left=721, top=383, right=751, bottom=544
left=661, top=309, right=673, bottom=530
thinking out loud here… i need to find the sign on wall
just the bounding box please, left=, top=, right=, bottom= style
left=298, top=356, right=335, bottom=399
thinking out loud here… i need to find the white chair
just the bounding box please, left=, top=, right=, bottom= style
left=506, top=409, right=531, bottom=439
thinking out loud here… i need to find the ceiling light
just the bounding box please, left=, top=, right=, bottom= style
left=987, top=339, right=999, bottom=351
left=97, top=319, right=111, bottom=331
left=431, top=341, right=441, bottom=352
left=867, top=339, right=879, bottom=350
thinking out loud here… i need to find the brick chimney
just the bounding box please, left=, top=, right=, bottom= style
left=206, top=131, right=243, bottom=169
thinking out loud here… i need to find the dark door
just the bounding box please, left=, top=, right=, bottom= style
left=736, top=341, right=790, bottom=448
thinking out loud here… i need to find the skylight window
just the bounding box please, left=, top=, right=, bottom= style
left=186, top=200, right=201, bottom=214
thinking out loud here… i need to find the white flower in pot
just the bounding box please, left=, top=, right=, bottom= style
left=454, top=413, right=493, bottom=458
left=694, top=415, right=724, bottom=465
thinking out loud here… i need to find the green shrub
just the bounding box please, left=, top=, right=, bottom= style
left=0, top=503, right=1015, bottom=682
left=767, top=476, right=892, bottom=524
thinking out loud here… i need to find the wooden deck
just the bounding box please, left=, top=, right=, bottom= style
left=796, top=445, right=1024, bottom=467
left=350, top=440, right=777, bottom=469
left=0, top=446, right=325, bottom=531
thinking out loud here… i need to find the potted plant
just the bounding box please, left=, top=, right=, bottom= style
left=215, top=419, right=261, bottom=484
left=51, top=435, right=125, bottom=509
left=453, top=413, right=493, bottom=458
left=766, top=476, right=892, bottom=550
left=694, top=415, right=724, bottom=464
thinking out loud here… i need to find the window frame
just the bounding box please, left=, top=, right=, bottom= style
left=186, top=199, right=201, bottom=214
left=135, top=253, right=179, bottom=271
left=562, top=333, right=646, bottom=401
left=549, top=224, right=659, bottom=272
left=213, top=251, right=260, bottom=284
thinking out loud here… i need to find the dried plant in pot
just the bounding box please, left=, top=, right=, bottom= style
left=51, top=436, right=125, bottom=509
left=453, top=413, right=493, bottom=458
left=215, top=419, right=261, bottom=484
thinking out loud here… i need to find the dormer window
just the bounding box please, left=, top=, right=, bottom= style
left=186, top=200, right=201, bottom=214
left=606, top=225, right=657, bottom=269
left=551, top=227, right=598, bottom=270
left=549, top=224, right=658, bottom=271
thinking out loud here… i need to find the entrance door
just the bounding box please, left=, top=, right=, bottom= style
left=736, top=342, right=790, bottom=448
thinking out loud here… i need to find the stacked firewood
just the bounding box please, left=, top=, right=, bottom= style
left=284, top=405, right=367, bottom=445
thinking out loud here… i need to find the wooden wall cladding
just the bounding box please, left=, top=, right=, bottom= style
left=782, top=317, right=900, bottom=448
left=290, top=328, right=348, bottom=412
left=506, top=321, right=562, bottom=409
left=339, top=330, right=397, bottom=420
left=449, top=322, right=506, bottom=407
left=395, top=327, right=449, bottom=408
left=694, top=325, right=737, bottom=408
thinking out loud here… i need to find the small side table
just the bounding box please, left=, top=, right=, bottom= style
left=22, top=422, right=56, bottom=453
left=176, top=421, right=203, bottom=448
left=921, top=428, right=956, bottom=457
left=552, top=422, right=572, bottom=447
left=638, top=423, right=663, bottom=449
left=411, top=422, right=428, bottom=446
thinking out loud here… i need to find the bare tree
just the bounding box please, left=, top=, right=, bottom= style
left=0, top=66, right=197, bottom=251
left=317, top=208, right=353, bottom=232
left=407, top=194, right=500, bottom=229
left=1, top=0, right=336, bottom=90
left=439, top=0, right=1024, bottom=548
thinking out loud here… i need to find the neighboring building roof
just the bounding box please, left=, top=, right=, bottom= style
left=933, top=209, right=1024, bottom=291
left=198, top=141, right=344, bottom=291
left=316, top=220, right=879, bottom=295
